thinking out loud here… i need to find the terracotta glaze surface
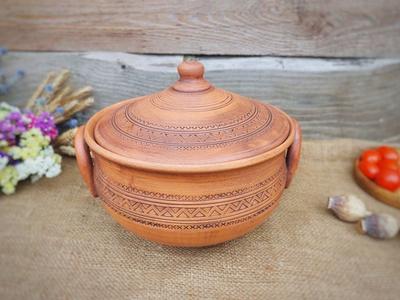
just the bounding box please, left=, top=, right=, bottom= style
left=75, top=60, right=302, bottom=247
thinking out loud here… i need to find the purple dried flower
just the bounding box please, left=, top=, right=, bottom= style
left=0, top=150, right=9, bottom=158
left=7, top=152, right=20, bottom=165
left=0, top=150, right=18, bottom=165
left=0, top=110, right=30, bottom=145
left=31, top=111, right=58, bottom=140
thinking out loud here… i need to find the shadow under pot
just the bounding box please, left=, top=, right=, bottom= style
left=75, top=60, right=302, bottom=247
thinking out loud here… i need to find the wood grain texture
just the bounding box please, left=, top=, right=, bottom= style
left=1, top=52, right=400, bottom=142
left=1, top=0, right=400, bottom=57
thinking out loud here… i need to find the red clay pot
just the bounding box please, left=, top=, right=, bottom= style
left=75, top=60, right=301, bottom=247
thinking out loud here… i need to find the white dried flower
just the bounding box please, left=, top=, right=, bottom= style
left=0, top=156, right=9, bottom=170
left=15, top=146, right=62, bottom=182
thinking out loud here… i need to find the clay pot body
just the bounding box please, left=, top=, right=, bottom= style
left=75, top=60, right=301, bottom=247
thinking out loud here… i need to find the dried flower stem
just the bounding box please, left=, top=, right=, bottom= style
left=57, top=145, right=76, bottom=156
left=55, top=127, right=77, bottom=146
left=26, top=70, right=95, bottom=157
left=43, top=70, right=70, bottom=104
left=25, top=72, right=55, bottom=109
left=47, top=86, right=72, bottom=112
left=62, top=86, right=93, bottom=104
left=54, top=97, right=94, bottom=124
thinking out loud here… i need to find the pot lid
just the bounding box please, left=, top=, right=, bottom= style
left=92, top=60, right=292, bottom=169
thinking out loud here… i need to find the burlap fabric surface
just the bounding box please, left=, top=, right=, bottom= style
left=0, top=139, right=399, bottom=300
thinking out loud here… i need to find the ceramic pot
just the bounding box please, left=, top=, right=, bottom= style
left=75, top=60, right=302, bottom=247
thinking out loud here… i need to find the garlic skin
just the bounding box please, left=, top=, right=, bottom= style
left=328, top=194, right=370, bottom=222
left=359, top=213, right=399, bottom=239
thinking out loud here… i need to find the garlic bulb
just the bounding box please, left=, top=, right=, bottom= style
left=359, top=213, right=399, bottom=239
left=328, top=194, right=370, bottom=222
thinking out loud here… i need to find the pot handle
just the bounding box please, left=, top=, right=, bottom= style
left=285, top=119, right=302, bottom=188
left=75, top=125, right=97, bottom=197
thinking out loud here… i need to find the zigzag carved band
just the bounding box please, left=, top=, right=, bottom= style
left=95, top=166, right=285, bottom=229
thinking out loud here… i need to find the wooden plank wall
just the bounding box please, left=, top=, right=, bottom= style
left=1, top=0, right=400, bottom=57
left=1, top=1, right=399, bottom=142
left=1, top=52, right=399, bottom=142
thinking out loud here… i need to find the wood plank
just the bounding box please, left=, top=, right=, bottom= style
left=1, top=1, right=400, bottom=57
left=1, top=52, right=399, bottom=142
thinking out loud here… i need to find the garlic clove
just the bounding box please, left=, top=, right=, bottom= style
left=328, top=194, right=371, bottom=222
left=359, top=213, right=399, bottom=239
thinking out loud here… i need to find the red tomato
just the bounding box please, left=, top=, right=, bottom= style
left=360, top=149, right=381, bottom=164
left=377, top=159, right=399, bottom=171
left=377, top=146, right=399, bottom=161
left=358, top=161, right=379, bottom=179
left=374, top=168, right=400, bottom=192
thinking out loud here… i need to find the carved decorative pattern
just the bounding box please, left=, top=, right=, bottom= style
left=110, top=101, right=273, bottom=150
left=150, top=90, right=234, bottom=112
left=127, top=97, right=256, bottom=131
left=95, top=165, right=285, bottom=229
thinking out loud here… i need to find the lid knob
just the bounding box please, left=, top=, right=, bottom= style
left=178, top=60, right=204, bottom=80
left=173, top=60, right=211, bottom=92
